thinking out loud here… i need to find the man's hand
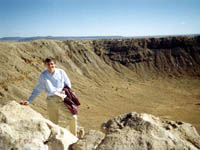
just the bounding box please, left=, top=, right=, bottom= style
left=20, top=101, right=30, bottom=105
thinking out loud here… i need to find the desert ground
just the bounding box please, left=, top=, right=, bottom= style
left=0, top=37, right=199, bottom=133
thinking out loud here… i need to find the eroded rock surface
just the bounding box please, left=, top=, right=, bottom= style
left=0, top=101, right=78, bottom=150
left=98, top=112, right=200, bottom=150
left=1, top=101, right=200, bottom=150
left=73, top=112, right=200, bottom=150
left=71, top=130, right=105, bottom=150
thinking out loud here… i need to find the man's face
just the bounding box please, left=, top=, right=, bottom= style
left=45, top=61, right=56, bottom=72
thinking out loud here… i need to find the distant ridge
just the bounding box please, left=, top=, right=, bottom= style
left=0, top=36, right=124, bottom=41
left=1, top=34, right=200, bottom=41
left=0, top=37, right=24, bottom=41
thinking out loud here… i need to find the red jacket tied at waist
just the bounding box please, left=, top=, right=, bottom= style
left=62, top=86, right=80, bottom=115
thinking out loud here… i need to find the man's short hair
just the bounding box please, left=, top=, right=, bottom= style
left=44, top=57, right=56, bottom=64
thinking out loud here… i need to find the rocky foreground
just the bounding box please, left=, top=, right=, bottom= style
left=0, top=101, right=200, bottom=150
left=0, top=101, right=78, bottom=150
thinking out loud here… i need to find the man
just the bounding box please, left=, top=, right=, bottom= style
left=20, top=58, right=77, bottom=136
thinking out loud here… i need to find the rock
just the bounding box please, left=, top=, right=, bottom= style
left=0, top=101, right=78, bottom=150
left=93, top=37, right=200, bottom=77
left=72, top=130, right=105, bottom=150
left=1, top=101, right=200, bottom=150
left=97, top=112, right=200, bottom=150
left=0, top=100, right=44, bottom=123
left=70, top=112, right=200, bottom=150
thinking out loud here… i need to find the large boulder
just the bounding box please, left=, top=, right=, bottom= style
left=72, top=112, right=200, bottom=150
left=0, top=101, right=78, bottom=150
left=99, top=112, right=200, bottom=150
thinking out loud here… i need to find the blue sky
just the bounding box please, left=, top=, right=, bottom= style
left=0, top=0, right=200, bottom=37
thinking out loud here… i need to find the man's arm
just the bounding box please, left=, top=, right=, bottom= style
left=20, top=74, right=45, bottom=105
left=63, top=70, right=71, bottom=88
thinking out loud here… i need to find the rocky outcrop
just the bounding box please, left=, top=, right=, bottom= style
left=71, top=130, right=105, bottom=150
left=93, top=36, right=200, bottom=77
left=72, top=112, right=200, bottom=150
left=0, top=101, right=78, bottom=150
left=1, top=101, right=200, bottom=150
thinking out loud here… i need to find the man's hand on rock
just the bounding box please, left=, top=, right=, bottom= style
left=20, top=101, right=29, bottom=105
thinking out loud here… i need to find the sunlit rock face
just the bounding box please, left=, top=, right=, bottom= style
left=0, top=101, right=78, bottom=150
left=72, top=112, right=200, bottom=150
left=98, top=112, right=200, bottom=150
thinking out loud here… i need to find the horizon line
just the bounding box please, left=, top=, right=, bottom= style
left=1, top=33, right=200, bottom=39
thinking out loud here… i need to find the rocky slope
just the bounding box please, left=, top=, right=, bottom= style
left=1, top=101, right=200, bottom=150
left=0, top=36, right=200, bottom=134
left=93, top=36, right=200, bottom=77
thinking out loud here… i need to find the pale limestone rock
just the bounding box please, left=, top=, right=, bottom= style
left=46, top=120, right=78, bottom=150
left=0, top=100, right=44, bottom=123
left=0, top=101, right=78, bottom=150
left=72, top=130, right=105, bottom=150
left=70, top=112, right=200, bottom=150
left=97, top=112, right=200, bottom=150
left=2, top=101, right=200, bottom=150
